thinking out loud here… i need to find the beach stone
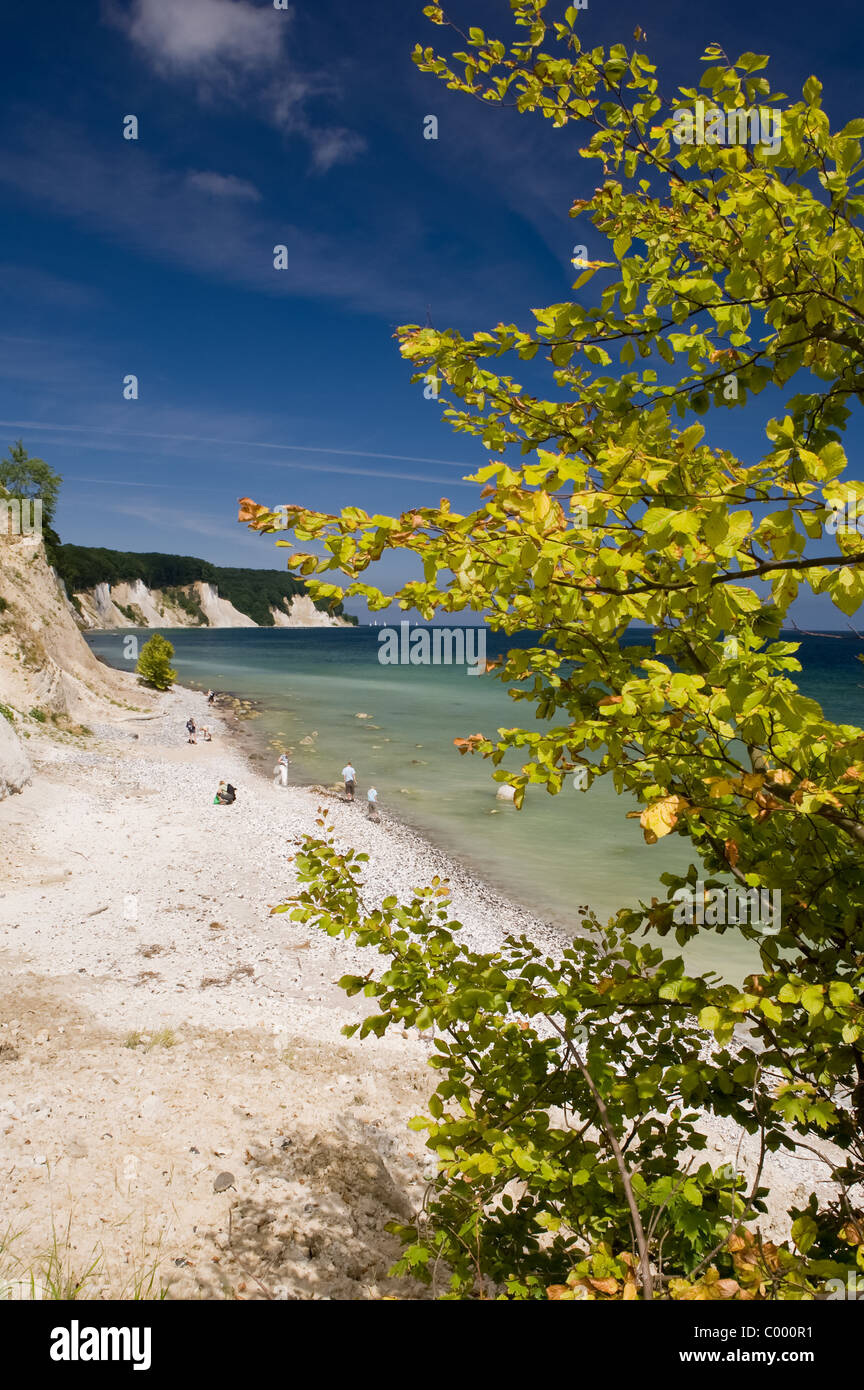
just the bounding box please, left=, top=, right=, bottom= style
left=213, top=1171, right=236, bottom=1192
left=495, top=784, right=516, bottom=803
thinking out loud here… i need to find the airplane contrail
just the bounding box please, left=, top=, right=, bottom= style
left=0, top=418, right=480, bottom=470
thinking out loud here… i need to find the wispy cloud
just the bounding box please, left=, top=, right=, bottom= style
left=108, top=499, right=253, bottom=542
left=186, top=170, right=261, bottom=201
left=105, top=0, right=365, bottom=172
left=0, top=417, right=484, bottom=488
left=115, top=0, right=281, bottom=76
left=0, top=416, right=477, bottom=468
left=0, top=265, right=102, bottom=311
left=0, top=122, right=449, bottom=316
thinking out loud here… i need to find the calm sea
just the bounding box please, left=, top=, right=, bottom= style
left=86, top=627, right=864, bottom=976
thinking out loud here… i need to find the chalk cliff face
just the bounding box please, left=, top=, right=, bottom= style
left=0, top=533, right=151, bottom=738
left=71, top=580, right=350, bottom=630
left=270, top=594, right=350, bottom=628
left=0, top=538, right=350, bottom=798
left=0, top=712, right=30, bottom=799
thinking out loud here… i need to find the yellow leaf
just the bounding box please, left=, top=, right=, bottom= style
left=640, top=795, right=688, bottom=844
left=707, top=777, right=736, bottom=797
left=769, top=769, right=794, bottom=785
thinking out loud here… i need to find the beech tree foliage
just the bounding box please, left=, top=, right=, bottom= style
left=247, top=1, right=864, bottom=1297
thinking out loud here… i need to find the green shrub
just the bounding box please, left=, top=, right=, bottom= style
left=136, top=634, right=177, bottom=691
left=282, top=822, right=832, bottom=1301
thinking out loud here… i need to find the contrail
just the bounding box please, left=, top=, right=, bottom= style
left=0, top=418, right=480, bottom=470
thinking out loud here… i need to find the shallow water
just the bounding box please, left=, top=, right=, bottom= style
left=86, top=626, right=864, bottom=978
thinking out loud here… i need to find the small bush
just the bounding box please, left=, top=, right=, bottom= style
left=0, top=703, right=14, bottom=723
left=136, top=634, right=177, bottom=691
left=28, top=707, right=46, bottom=723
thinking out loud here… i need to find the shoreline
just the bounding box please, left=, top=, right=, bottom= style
left=0, top=680, right=832, bottom=1297
left=176, top=669, right=583, bottom=942
left=0, top=681, right=568, bottom=1300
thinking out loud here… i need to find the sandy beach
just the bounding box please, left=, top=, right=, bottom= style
left=0, top=686, right=831, bottom=1299
left=0, top=684, right=567, bottom=1300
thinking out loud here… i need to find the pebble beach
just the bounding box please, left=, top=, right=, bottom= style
left=0, top=685, right=833, bottom=1298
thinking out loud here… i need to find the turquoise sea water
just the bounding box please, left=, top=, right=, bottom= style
left=86, top=627, right=864, bottom=977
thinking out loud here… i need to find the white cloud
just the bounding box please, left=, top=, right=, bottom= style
left=186, top=170, right=261, bottom=201
left=0, top=125, right=442, bottom=317
left=307, top=127, right=367, bottom=174
left=108, top=0, right=364, bottom=170
left=119, top=0, right=283, bottom=76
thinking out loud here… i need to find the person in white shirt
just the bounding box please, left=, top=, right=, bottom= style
left=342, top=762, right=356, bottom=801
left=366, top=786, right=379, bottom=820
left=274, top=753, right=290, bottom=788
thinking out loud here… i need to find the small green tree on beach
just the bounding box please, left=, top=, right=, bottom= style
left=246, top=3, right=864, bottom=1297
left=136, top=634, right=177, bottom=691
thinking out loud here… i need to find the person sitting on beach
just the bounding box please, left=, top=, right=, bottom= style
left=273, top=753, right=290, bottom=788
left=214, top=781, right=236, bottom=805
left=366, top=786, right=379, bottom=820
left=201, top=727, right=212, bottom=742
left=342, top=760, right=356, bottom=802
left=186, top=717, right=197, bottom=745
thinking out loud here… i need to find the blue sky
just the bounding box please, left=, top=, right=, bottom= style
left=1, top=0, right=863, bottom=623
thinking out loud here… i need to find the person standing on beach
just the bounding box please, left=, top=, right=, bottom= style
left=342, top=761, right=356, bottom=802
left=207, top=690, right=215, bottom=706
left=274, top=753, right=290, bottom=788
left=366, top=786, right=379, bottom=820
left=186, top=717, right=197, bottom=745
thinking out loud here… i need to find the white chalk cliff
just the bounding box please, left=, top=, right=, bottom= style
left=0, top=711, right=31, bottom=799
left=0, top=534, right=154, bottom=799
left=72, top=580, right=350, bottom=630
